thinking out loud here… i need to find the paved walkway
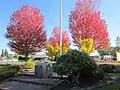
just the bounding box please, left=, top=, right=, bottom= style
left=12, top=75, right=62, bottom=86
left=0, top=81, right=47, bottom=90
left=0, top=72, right=63, bottom=90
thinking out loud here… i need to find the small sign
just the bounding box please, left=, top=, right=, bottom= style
left=116, top=52, right=120, bottom=61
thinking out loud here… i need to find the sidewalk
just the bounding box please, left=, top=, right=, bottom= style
left=0, top=72, right=63, bottom=90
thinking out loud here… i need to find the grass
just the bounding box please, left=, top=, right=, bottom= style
left=96, top=61, right=120, bottom=66
left=1, top=61, right=120, bottom=90
left=3, top=61, right=120, bottom=66
left=92, top=80, right=120, bottom=90
left=0, top=61, right=25, bottom=65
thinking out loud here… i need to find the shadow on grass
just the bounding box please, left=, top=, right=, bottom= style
left=92, top=80, right=120, bottom=90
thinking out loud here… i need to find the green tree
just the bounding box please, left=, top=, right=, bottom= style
left=1, top=49, right=5, bottom=57
left=4, top=49, right=8, bottom=56
left=98, top=47, right=116, bottom=58
left=116, top=36, right=120, bottom=51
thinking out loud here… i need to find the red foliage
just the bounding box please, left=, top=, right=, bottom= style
left=49, top=27, right=71, bottom=46
left=69, top=0, right=110, bottom=49
left=5, top=5, right=47, bottom=57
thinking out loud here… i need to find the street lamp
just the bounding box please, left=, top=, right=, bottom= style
left=60, top=0, right=62, bottom=56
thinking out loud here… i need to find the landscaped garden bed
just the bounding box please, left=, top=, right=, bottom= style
left=50, top=50, right=120, bottom=90
left=51, top=69, right=120, bottom=90
left=0, top=64, right=22, bottom=82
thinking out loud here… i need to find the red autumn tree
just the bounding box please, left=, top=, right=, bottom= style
left=69, top=0, right=110, bottom=50
left=46, top=27, right=71, bottom=58
left=5, top=5, right=47, bottom=59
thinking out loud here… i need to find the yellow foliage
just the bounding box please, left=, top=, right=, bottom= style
left=24, top=59, right=35, bottom=69
left=80, top=38, right=95, bottom=55
left=46, top=41, right=70, bottom=57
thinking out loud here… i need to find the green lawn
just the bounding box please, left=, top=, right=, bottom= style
left=91, top=74, right=120, bottom=90
left=0, top=62, right=25, bottom=65
left=92, top=80, right=120, bottom=90
left=96, top=62, right=120, bottom=66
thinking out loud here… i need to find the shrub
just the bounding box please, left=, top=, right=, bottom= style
left=0, top=65, right=22, bottom=81
left=98, top=64, right=120, bottom=73
left=99, top=64, right=115, bottom=73
left=53, top=49, right=98, bottom=84
left=18, top=56, right=29, bottom=61
left=95, top=67, right=105, bottom=80
left=24, top=59, right=35, bottom=69
left=113, top=65, right=120, bottom=73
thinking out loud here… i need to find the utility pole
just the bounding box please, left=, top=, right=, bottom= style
left=60, top=0, right=63, bottom=56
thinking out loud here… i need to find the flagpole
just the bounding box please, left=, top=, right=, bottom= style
left=60, top=0, right=62, bottom=56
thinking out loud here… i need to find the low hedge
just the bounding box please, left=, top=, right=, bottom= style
left=99, top=64, right=120, bottom=73
left=0, top=64, right=22, bottom=81
left=23, top=59, right=35, bottom=69
left=99, top=64, right=115, bottom=73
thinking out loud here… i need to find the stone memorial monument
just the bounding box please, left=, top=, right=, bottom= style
left=35, top=59, right=53, bottom=78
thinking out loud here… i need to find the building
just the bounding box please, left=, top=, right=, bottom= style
left=18, top=51, right=49, bottom=61
left=29, top=53, right=49, bottom=60
left=103, top=55, right=113, bottom=60
left=89, top=50, right=101, bottom=61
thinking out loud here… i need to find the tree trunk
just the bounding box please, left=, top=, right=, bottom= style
left=54, top=56, right=57, bottom=61
left=75, top=71, right=80, bottom=84
left=25, top=54, right=28, bottom=61
left=25, top=40, right=28, bottom=61
left=60, top=75, right=63, bottom=79
left=72, top=75, right=76, bottom=83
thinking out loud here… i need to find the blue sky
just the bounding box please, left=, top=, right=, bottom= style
left=0, top=0, right=120, bottom=53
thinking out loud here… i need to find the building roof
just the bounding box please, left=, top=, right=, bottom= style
left=29, top=54, right=48, bottom=58
left=89, top=50, right=100, bottom=56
